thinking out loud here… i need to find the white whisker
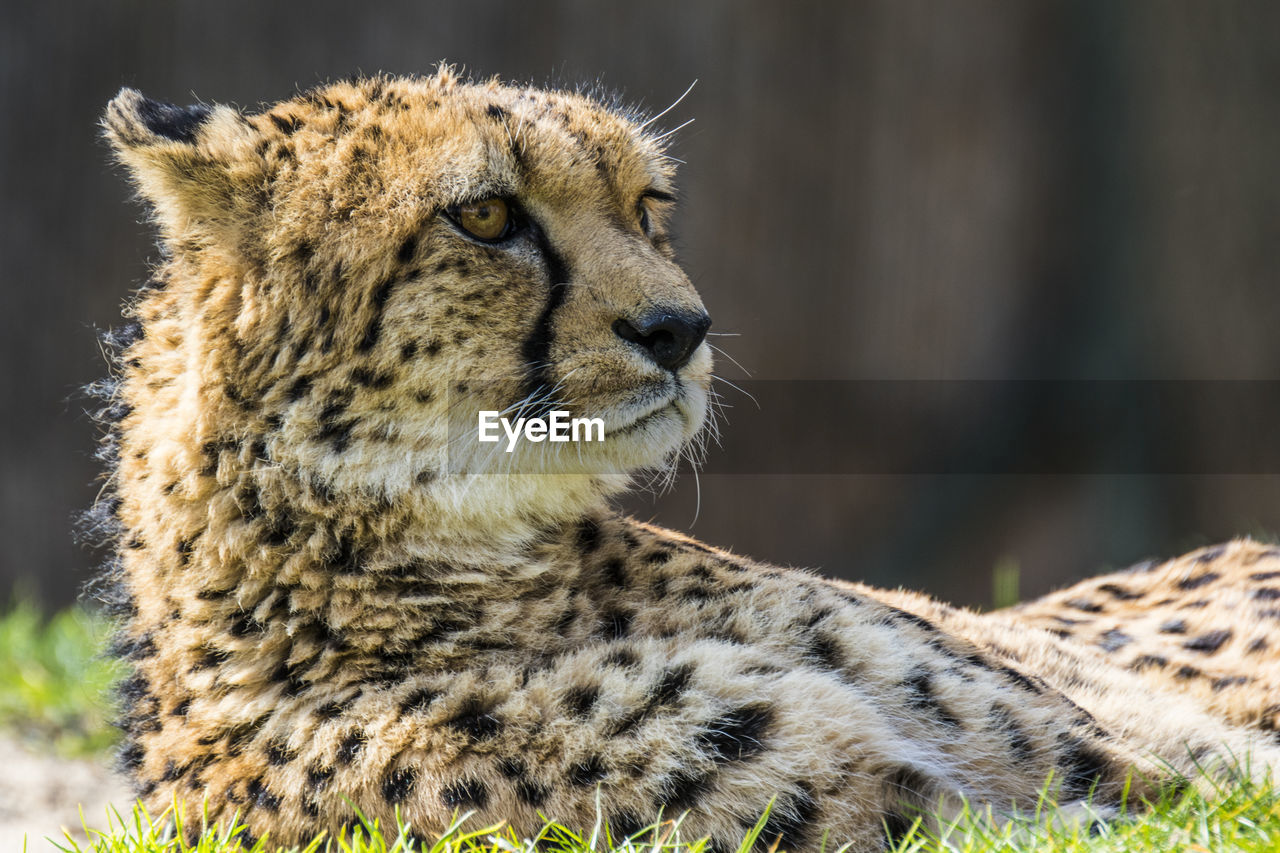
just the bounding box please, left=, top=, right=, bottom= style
left=637, top=80, right=698, bottom=131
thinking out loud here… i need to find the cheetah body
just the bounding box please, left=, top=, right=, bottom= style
left=96, top=70, right=1280, bottom=851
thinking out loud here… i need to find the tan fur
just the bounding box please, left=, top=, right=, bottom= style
left=95, top=70, right=1280, bottom=852
left=1005, top=539, right=1280, bottom=733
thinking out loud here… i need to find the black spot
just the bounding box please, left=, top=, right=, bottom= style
left=315, top=702, right=343, bottom=721
left=337, top=730, right=365, bottom=765
left=1160, top=619, right=1188, bottom=634
left=351, top=367, right=394, bottom=389
left=135, top=97, right=212, bottom=143
left=269, top=113, right=302, bottom=135
left=486, top=104, right=508, bottom=120
left=286, top=375, right=313, bottom=401
left=1211, top=676, right=1250, bottom=691
left=400, top=688, right=440, bottom=714
left=1175, top=665, right=1202, bottom=679
left=552, top=606, right=577, bottom=636
left=118, top=672, right=151, bottom=707
left=306, top=762, right=333, bottom=793
left=265, top=739, right=297, bottom=765
left=171, top=698, right=191, bottom=717
left=576, top=518, right=601, bottom=553
left=118, top=740, right=144, bottom=772
left=603, top=647, right=640, bottom=668
left=110, top=633, right=158, bottom=661
left=441, top=778, right=489, bottom=810
left=651, top=664, right=694, bottom=705
left=695, top=703, right=774, bottom=761
left=805, top=632, right=845, bottom=672
left=1196, top=545, right=1226, bottom=563
left=565, top=684, right=600, bottom=717
left=601, top=558, right=627, bottom=587
left=400, top=341, right=418, bottom=361
left=1253, top=588, right=1280, bottom=601
left=610, top=664, right=695, bottom=736
left=316, top=408, right=357, bottom=452
left=1066, top=598, right=1103, bottom=613
left=497, top=757, right=526, bottom=779
left=883, top=606, right=944, bottom=636
left=902, top=668, right=961, bottom=728
left=1097, top=629, right=1133, bottom=652
left=359, top=321, right=382, bottom=352
left=1250, top=571, right=1280, bottom=581
left=608, top=812, right=648, bottom=841
left=246, top=777, right=281, bottom=812
left=1130, top=654, right=1168, bottom=670
left=645, top=548, right=674, bottom=564
left=514, top=778, right=548, bottom=807
left=191, top=644, right=231, bottom=670
left=1177, top=572, right=1220, bottom=590
left=1057, top=735, right=1111, bottom=799
left=989, top=704, right=1035, bottom=762
left=382, top=768, right=418, bottom=802
left=398, top=234, right=418, bottom=263
left=882, top=809, right=919, bottom=847
left=445, top=700, right=502, bottom=741
left=229, top=612, right=265, bottom=638
left=660, top=767, right=716, bottom=812
left=1097, top=583, right=1144, bottom=600
left=268, top=658, right=309, bottom=697
left=1247, top=637, right=1269, bottom=654
left=764, top=784, right=819, bottom=853
left=1183, top=629, right=1232, bottom=654
left=600, top=609, right=633, bottom=640
left=569, top=754, right=609, bottom=786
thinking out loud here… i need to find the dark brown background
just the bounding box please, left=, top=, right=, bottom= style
left=2, top=1, right=1277, bottom=609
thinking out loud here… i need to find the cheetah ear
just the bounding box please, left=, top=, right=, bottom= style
left=103, top=88, right=264, bottom=242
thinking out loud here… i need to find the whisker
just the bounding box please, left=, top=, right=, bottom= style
left=637, top=80, right=698, bottom=131
left=708, top=343, right=752, bottom=378
left=650, top=117, right=695, bottom=144
left=711, top=374, right=760, bottom=409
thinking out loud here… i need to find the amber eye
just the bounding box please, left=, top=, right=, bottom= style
left=450, top=198, right=512, bottom=242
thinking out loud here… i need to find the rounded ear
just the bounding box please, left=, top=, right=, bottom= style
left=103, top=88, right=265, bottom=244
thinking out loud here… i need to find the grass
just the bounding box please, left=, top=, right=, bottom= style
left=8, top=602, right=1280, bottom=852
left=0, top=598, right=122, bottom=757
left=43, top=776, right=1280, bottom=853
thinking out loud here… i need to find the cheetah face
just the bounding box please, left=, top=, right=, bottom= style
left=104, top=72, right=711, bottom=519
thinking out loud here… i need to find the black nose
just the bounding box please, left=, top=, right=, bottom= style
left=613, top=310, right=711, bottom=372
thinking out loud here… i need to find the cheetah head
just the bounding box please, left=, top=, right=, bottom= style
left=103, top=70, right=711, bottom=549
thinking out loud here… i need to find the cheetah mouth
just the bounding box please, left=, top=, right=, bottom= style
left=597, top=381, right=686, bottom=433
left=608, top=400, right=679, bottom=436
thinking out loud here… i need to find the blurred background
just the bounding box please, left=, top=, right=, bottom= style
left=2, top=1, right=1278, bottom=611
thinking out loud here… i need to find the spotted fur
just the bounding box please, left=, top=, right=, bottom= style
left=94, top=69, right=1280, bottom=852
left=1007, top=540, right=1280, bottom=734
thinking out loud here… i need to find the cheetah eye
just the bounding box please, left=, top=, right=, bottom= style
left=446, top=197, right=514, bottom=242
left=637, top=189, right=674, bottom=237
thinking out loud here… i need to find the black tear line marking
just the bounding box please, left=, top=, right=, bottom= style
left=518, top=222, right=571, bottom=414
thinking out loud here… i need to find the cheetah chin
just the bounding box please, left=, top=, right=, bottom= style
left=91, top=67, right=1280, bottom=853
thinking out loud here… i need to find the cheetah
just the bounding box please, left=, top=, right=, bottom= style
left=91, top=69, right=1280, bottom=852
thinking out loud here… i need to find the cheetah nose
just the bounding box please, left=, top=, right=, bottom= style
left=613, top=310, right=711, bottom=372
